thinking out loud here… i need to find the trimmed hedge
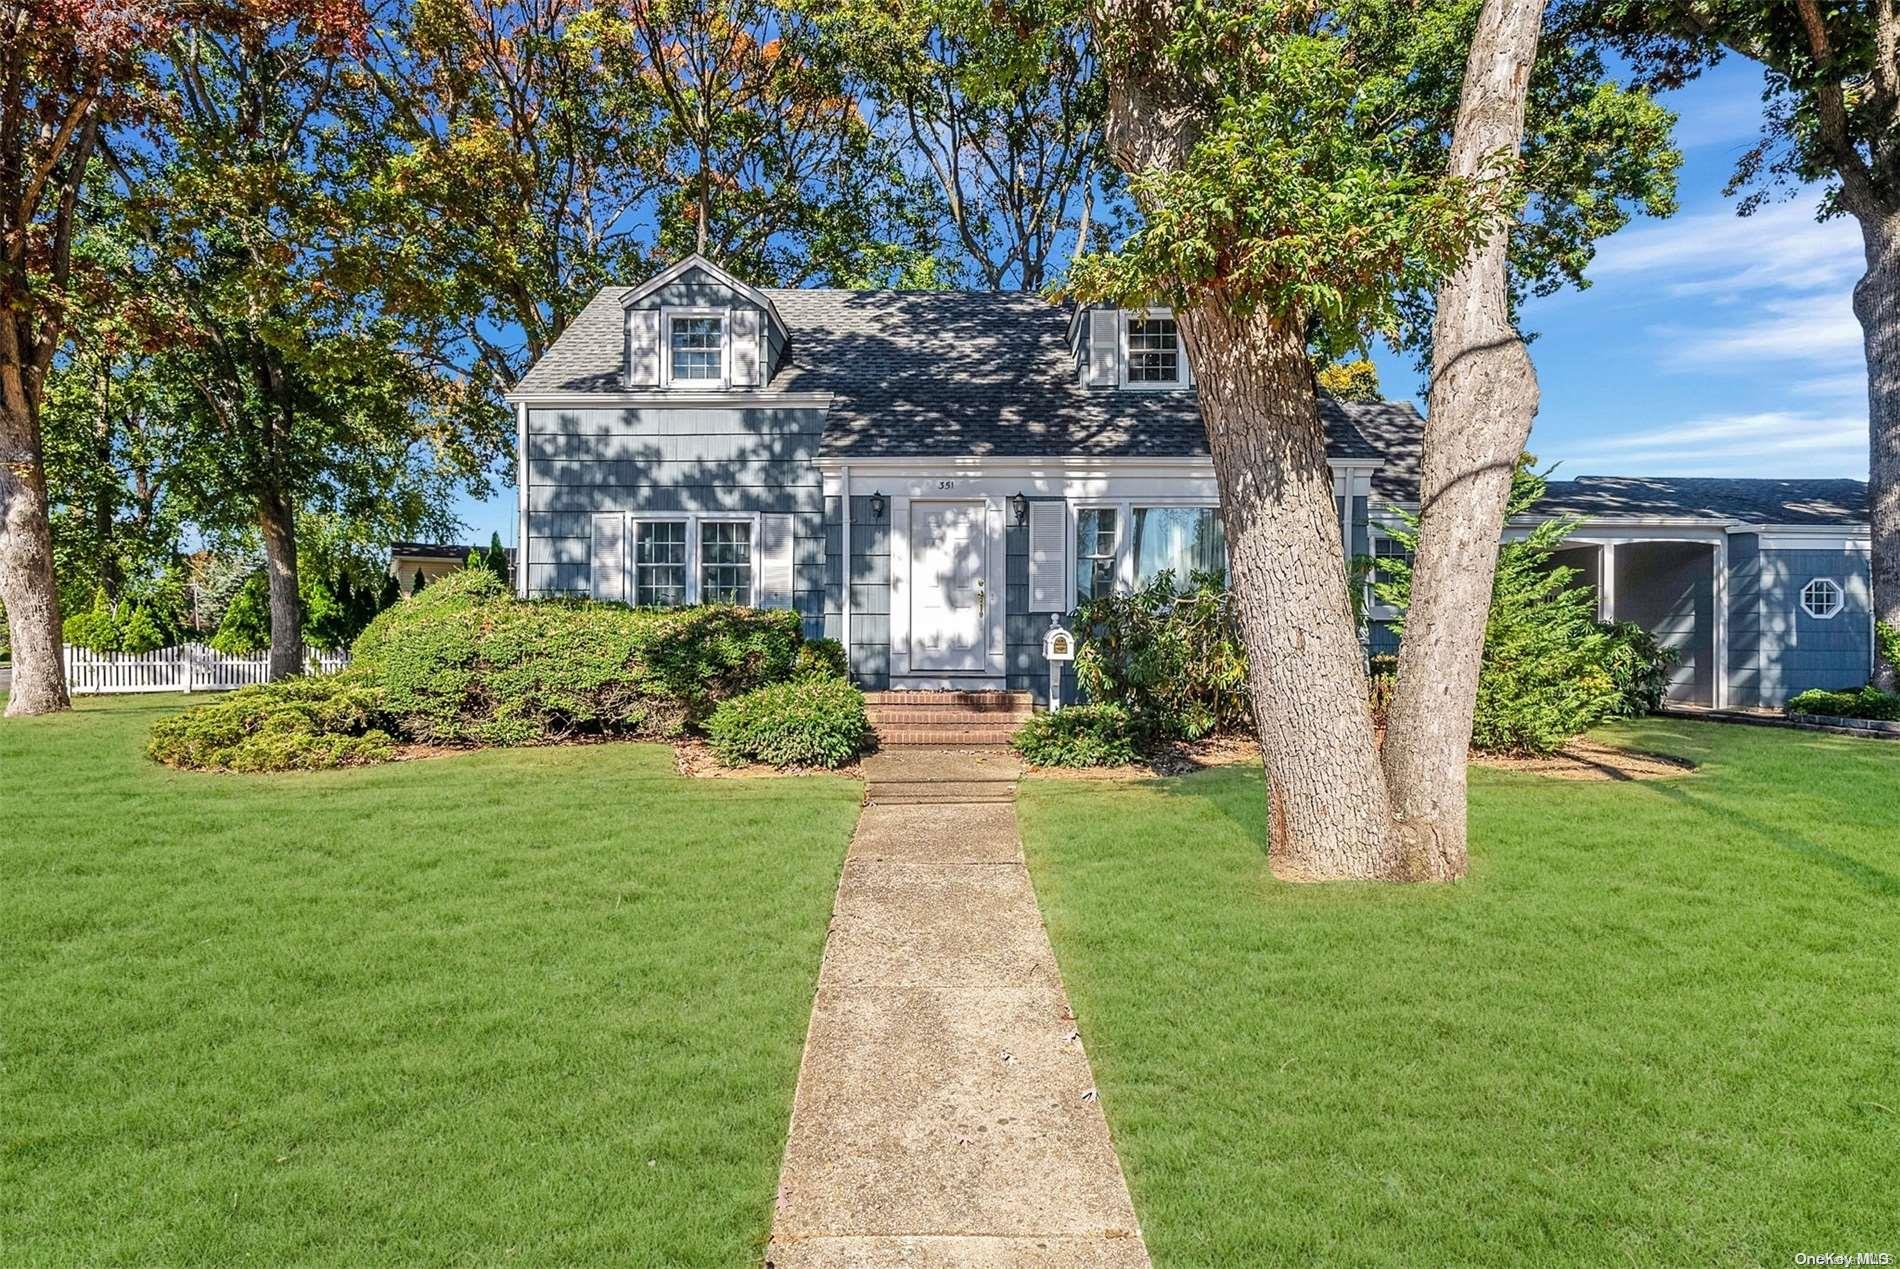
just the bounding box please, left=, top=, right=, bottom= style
left=147, top=675, right=395, bottom=772
left=1011, top=704, right=1138, bottom=768
left=793, top=637, right=850, bottom=680
left=706, top=676, right=869, bottom=769
left=350, top=570, right=802, bottom=745
left=1787, top=686, right=1900, bottom=722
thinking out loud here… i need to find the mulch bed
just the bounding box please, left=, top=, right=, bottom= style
left=1028, top=734, right=1695, bottom=782
left=673, top=739, right=865, bottom=780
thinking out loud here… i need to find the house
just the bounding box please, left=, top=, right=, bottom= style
left=390, top=542, right=516, bottom=595
left=505, top=254, right=1874, bottom=710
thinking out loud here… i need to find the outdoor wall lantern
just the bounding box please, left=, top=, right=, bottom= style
left=1009, top=492, right=1030, bottom=525
left=868, top=490, right=887, bottom=519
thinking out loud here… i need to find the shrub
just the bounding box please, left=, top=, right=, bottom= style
left=1073, top=573, right=1249, bottom=743
left=350, top=569, right=803, bottom=745
left=1599, top=621, right=1678, bottom=718
left=148, top=674, right=396, bottom=772
left=1877, top=620, right=1900, bottom=682
left=706, top=676, right=868, bottom=768
left=1377, top=458, right=1626, bottom=756
left=1786, top=686, right=1900, bottom=722
left=62, top=588, right=123, bottom=651
left=211, top=572, right=272, bottom=654
left=1011, top=704, right=1138, bottom=768
left=793, top=637, right=849, bottom=680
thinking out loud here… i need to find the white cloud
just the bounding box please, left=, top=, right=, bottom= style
left=1665, top=293, right=1866, bottom=367
left=1794, top=371, right=1872, bottom=401
left=1543, top=410, right=1867, bottom=478
left=1589, top=195, right=1863, bottom=300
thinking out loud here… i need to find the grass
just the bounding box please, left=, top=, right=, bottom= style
left=1019, top=719, right=1900, bottom=1267
left=0, top=695, right=861, bottom=1266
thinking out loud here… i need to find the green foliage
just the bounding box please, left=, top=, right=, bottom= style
left=210, top=574, right=272, bottom=656
left=1316, top=358, right=1382, bottom=401
left=62, top=589, right=123, bottom=652
left=350, top=570, right=804, bottom=746
left=117, top=605, right=169, bottom=655
left=1073, top=572, right=1250, bottom=743
left=482, top=533, right=511, bottom=585
left=1786, top=687, right=1900, bottom=723
left=1011, top=704, right=1138, bottom=768
left=706, top=677, right=870, bottom=769
left=1378, top=459, right=1624, bottom=754
left=147, top=675, right=396, bottom=772
left=793, top=637, right=850, bottom=680
left=1599, top=620, right=1677, bottom=718
left=1876, top=620, right=1900, bottom=681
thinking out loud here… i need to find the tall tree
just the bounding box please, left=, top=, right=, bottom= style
left=1074, top=0, right=1674, bottom=879
left=131, top=7, right=486, bottom=680
left=0, top=0, right=169, bottom=715
left=812, top=0, right=1110, bottom=289
left=1381, top=0, right=1548, bottom=878
left=1569, top=1, right=1900, bottom=689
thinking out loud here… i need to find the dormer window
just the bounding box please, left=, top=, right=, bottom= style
left=666, top=310, right=726, bottom=385
left=1119, top=309, right=1186, bottom=388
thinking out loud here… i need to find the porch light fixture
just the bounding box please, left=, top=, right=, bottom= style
left=1009, top=492, right=1029, bottom=525
left=869, top=490, right=886, bottom=519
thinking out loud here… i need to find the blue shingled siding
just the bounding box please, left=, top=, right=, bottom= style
left=1755, top=547, right=1874, bottom=702
left=1727, top=534, right=1765, bottom=708
left=1008, top=500, right=1076, bottom=704
left=523, top=405, right=826, bottom=631
left=824, top=495, right=891, bottom=688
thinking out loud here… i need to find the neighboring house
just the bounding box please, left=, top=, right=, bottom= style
left=506, top=254, right=1873, bottom=710
left=390, top=543, right=516, bottom=595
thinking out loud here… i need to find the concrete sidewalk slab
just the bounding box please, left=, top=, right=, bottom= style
left=767, top=747, right=1148, bottom=1268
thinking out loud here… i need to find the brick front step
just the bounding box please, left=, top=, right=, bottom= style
left=866, top=779, right=1017, bottom=804
left=872, top=725, right=1022, bottom=747
left=866, top=708, right=1034, bottom=726
left=863, top=690, right=1033, bottom=711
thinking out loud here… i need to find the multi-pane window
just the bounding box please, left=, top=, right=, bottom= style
left=669, top=315, right=724, bottom=383
left=634, top=520, right=689, bottom=606
left=1075, top=509, right=1118, bottom=602
left=1133, top=507, right=1225, bottom=587
left=1125, top=315, right=1181, bottom=384
left=700, top=521, right=754, bottom=604
left=1371, top=534, right=1413, bottom=590
left=1801, top=577, right=1844, bottom=619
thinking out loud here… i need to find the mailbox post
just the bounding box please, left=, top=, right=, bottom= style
left=1042, top=618, right=1077, bottom=712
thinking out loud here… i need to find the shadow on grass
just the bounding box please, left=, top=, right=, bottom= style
left=1637, top=777, right=1900, bottom=898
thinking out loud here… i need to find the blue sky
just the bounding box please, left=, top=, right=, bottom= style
left=453, top=58, right=1868, bottom=546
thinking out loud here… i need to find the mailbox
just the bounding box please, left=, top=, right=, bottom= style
left=1042, top=620, right=1077, bottom=711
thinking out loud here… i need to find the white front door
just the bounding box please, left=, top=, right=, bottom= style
left=909, top=501, right=987, bottom=671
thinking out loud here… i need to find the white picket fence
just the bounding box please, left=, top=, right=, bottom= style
left=63, top=643, right=350, bottom=695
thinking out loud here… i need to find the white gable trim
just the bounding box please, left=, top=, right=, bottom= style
left=617, top=253, right=788, bottom=341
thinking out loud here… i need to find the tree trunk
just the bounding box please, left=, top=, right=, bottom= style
left=257, top=489, right=304, bottom=680
left=1180, top=303, right=1416, bottom=880
left=1381, top=0, right=1545, bottom=878
left=0, top=390, right=71, bottom=716
left=1860, top=209, right=1900, bottom=691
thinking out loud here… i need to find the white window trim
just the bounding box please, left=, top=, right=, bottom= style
left=660, top=306, right=729, bottom=390
left=625, top=511, right=761, bottom=606
left=1070, top=502, right=1126, bottom=610
left=1800, top=576, right=1844, bottom=620
left=1117, top=308, right=1186, bottom=391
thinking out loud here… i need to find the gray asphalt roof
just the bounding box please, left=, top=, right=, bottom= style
left=514, top=284, right=1395, bottom=461
left=1349, top=406, right=1866, bottom=526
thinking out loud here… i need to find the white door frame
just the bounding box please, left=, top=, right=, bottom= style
left=890, top=492, right=1006, bottom=680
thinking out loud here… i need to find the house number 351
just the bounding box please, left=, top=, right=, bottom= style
left=935, top=479, right=955, bottom=490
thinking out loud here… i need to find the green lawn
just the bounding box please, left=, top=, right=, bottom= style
left=1020, top=719, right=1900, bottom=1267
left=1, top=696, right=860, bottom=1266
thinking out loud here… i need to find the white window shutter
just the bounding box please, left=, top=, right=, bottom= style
left=627, top=309, right=660, bottom=387
left=729, top=307, right=762, bottom=386
left=1086, top=309, right=1118, bottom=387
left=591, top=512, right=627, bottom=601
left=1028, top=501, right=1067, bottom=611
left=760, top=513, right=795, bottom=609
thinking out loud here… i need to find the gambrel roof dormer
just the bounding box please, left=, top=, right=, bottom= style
left=620, top=254, right=791, bottom=392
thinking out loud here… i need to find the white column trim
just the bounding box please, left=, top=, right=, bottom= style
left=515, top=402, right=529, bottom=598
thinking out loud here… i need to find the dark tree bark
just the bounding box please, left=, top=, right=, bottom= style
left=1185, top=303, right=1414, bottom=878
left=1382, top=0, right=1546, bottom=878
left=257, top=487, right=303, bottom=681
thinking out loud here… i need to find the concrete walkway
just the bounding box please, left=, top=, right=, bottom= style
left=766, top=749, right=1149, bottom=1268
